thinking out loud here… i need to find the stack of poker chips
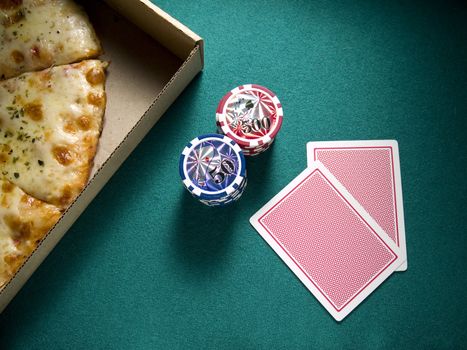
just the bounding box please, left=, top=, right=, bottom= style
left=180, top=84, right=282, bottom=206
left=179, top=134, right=247, bottom=207
left=216, top=84, right=283, bottom=156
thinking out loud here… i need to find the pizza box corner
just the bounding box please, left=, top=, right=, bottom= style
left=0, top=0, right=204, bottom=312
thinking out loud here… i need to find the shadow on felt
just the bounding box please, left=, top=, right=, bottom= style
left=171, top=142, right=276, bottom=273
left=242, top=142, right=276, bottom=202
left=171, top=190, right=240, bottom=273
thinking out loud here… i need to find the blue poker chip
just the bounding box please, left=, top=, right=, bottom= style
left=201, top=197, right=236, bottom=207
left=211, top=175, right=247, bottom=200
left=196, top=177, right=248, bottom=207
left=226, top=178, right=247, bottom=200
left=182, top=175, right=246, bottom=196
left=200, top=181, right=246, bottom=207
left=179, top=134, right=247, bottom=202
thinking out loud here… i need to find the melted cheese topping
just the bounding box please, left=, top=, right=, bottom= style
left=0, top=59, right=107, bottom=208
left=0, top=0, right=106, bottom=291
left=0, top=0, right=101, bottom=80
left=0, top=179, right=61, bottom=289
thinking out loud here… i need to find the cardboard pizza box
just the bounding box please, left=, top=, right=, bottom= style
left=0, top=0, right=204, bottom=312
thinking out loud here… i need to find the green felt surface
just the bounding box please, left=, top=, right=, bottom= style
left=1, top=0, right=467, bottom=348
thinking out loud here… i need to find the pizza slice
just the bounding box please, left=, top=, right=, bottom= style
left=0, top=59, right=107, bottom=208
left=0, top=179, right=61, bottom=289
left=0, top=0, right=102, bottom=80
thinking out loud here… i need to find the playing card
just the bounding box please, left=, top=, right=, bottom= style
left=250, top=162, right=403, bottom=321
left=307, top=140, right=407, bottom=271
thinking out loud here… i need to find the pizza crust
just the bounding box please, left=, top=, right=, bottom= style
left=0, top=179, right=61, bottom=289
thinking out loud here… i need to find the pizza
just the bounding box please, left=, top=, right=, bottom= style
left=0, top=179, right=61, bottom=289
left=0, top=0, right=101, bottom=80
left=0, top=59, right=107, bottom=208
left=0, top=0, right=107, bottom=290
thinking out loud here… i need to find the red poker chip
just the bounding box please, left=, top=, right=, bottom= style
left=242, top=139, right=274, bottom=150
left=216, top=84, right=283, bottom=149
left=241, top=140, right=275, bottom=156
left=242, top=147, right=270, bottom=156
left=243, top=141, right=274, bottom=152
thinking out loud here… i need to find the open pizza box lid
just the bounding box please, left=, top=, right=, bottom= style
left=0, top=0, right=204, bottom=312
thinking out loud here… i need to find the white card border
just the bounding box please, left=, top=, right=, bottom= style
left=250, top=161, right=403, bottom=321
left=306, top=140, right=407, bottom=271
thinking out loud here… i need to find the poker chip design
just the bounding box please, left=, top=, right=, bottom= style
left=179, top=134, right=247, bottom=206
left=216, top=84, right=283, bottom=156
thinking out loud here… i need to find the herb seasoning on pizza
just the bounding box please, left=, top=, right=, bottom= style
left=0, top=59, right=107, bottom=208
left=0, top=0, right=107, bottom=289
left=0, top=0, right=102, bottom=80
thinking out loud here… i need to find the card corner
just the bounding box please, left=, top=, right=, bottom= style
left=249, top=214, right=260, bottom=226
